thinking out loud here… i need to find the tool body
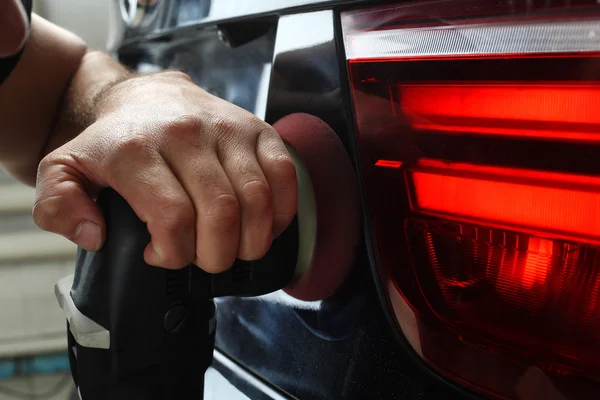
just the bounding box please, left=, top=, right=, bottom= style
left=57, top=188, right=300, bottom=400
left=55, top=113, right=360, bottom=400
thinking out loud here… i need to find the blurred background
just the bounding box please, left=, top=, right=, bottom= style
left=0, top=2, right=110, bottom=398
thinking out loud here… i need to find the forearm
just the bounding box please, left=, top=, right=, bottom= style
left=0, top=14, right=130, bottom=186
left=0, top=14, right=85, bottom=184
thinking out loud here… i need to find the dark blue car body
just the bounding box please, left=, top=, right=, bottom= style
left=113, top=1, right=486, bottom=398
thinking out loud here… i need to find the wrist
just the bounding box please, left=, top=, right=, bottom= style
left=93, top=70, right=194, bottom=119
left=78, top=51, right=135, bottom=124
left=90, top=73, right=136, bottom=121
left=40, top=52, right=131, bottom=160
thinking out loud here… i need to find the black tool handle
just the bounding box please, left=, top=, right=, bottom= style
left=67, top=188, right=299, bottom=400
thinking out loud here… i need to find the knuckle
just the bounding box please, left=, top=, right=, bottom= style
left=157, top=216, right=192, bottom=234
left=241, top=180, right=272, bottom=213
left=255, top=124, right=282, bottom=145
left=270, top=155, right=297, bottom=184
left=257, top=124, right=277, bottom=138
left=116, top=134, right=154, bottom=156
left=37, top=154, right=53, bottom=174
left=151, top=195, right=195, bottom=232
left=161, top=70, right=193, bottom=82
left=166, top=114, right=203, bottom=138
left=32, top=197, right=61, bottom=233
left=36, top=152, right=66, bottom=178
left=203, top=194, right=240, bottom=231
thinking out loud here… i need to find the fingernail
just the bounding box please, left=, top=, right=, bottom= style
left=75, top=222, right=103, bottom=252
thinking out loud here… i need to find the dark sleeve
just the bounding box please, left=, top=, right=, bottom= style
left=0, top=0, right=33, bottom=85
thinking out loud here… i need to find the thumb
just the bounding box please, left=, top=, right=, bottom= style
left=33, top=159, right=106, bottom=252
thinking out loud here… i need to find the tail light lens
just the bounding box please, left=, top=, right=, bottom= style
left=342, top=1, right=600, bottom=399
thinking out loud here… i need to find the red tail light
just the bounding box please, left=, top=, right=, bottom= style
left=409, top=159, right=600, bottom=243
left=401, top=83, right=600, bottom=142
left=342, top=2, right=600, bottom=399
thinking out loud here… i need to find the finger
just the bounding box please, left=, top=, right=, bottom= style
left=33, top=158, right=105, bottom=252
left=166, top=147, right=241, bottom=273
left=219, top=137, right=274, bottom=261
left=108, top=151, right=196, bottom=270
left=256, top=127, right=298, bottom=237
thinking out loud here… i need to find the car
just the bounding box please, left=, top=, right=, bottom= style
left=104, top=0, right=600, bottom=399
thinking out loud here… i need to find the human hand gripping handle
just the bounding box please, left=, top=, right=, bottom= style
left=53, top=108, right=360, bottom=399
left=43, top=71, right=300, bottom=400
left=33, top=71, right=298, bottom=274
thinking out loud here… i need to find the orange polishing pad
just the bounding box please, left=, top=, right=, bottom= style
left=272, top=113, right=360, bottom=301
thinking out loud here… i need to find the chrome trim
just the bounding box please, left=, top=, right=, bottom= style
left=116, top=0, right=369, bottom=45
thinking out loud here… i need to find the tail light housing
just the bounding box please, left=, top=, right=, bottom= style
left=342, top=1, right=600, bottom=399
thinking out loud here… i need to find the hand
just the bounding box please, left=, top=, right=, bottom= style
left=33, top=71, right=298, bottom=273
